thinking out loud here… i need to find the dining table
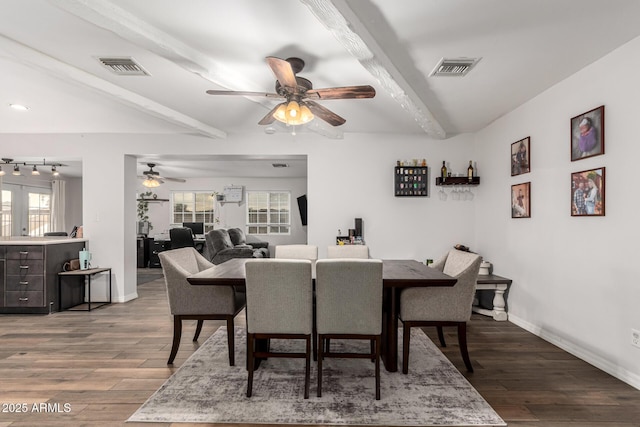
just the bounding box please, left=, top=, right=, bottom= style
left=187, top=258, right=457, bottom=372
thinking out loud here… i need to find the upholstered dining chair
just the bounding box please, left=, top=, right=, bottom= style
left=275, top=244, right=319, bottom=359
left=274, top=244, right=318, bottom=261
left=399, top=248, right=482, bottom=374
left=327, top=245, right=369, bottom=259
left=158, top=247, right=245, bottom=365
left=244, top=259, right=313, bottom=399
left=315, top=259, right=383, bottom=400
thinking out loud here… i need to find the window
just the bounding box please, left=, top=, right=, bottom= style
left=247, top=191, right=290, bottom=235
left=28, top=192, right=51, bottom=236
left=0, top=185, right=51, bottom=237
left=171, top=191, right=216, bottom=232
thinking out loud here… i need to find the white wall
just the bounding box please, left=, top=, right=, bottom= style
left=473, top=35, right=640, bottom=389
left=141, top=176, right=308, bottom=247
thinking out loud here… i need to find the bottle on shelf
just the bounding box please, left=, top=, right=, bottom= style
left=441, top=161, right=447, bottom=182
left=467, top=161, right=474, bottom=182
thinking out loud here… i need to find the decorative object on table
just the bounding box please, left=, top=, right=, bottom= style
left=511, top=136, right=530, bottom=176
left=79, top=248, right=92, bottom=270
left=479, top=260, right=492, bottom=275
left=571, top=105, right=604, bottom=161
left=571, top=167, right=605, bottom=216
left=128, top=326, right=506, bottom=426
left=394, top=164, right=428, bottom=196
left=511, top=182, right=531, bottom=218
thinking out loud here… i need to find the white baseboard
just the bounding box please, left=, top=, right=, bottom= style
left=508, top=314, right=640, bottom=391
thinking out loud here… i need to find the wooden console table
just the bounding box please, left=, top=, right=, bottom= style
left=58, top=267, right=112, bottom=311
left=473, top=274, right=512, bottom=321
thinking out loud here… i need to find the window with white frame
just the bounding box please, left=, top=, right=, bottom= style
left=1, top=190, right=11, bottom=236
left=170, top=191, right=216, bottom=232
left=247, top=191, right=290, bottom=235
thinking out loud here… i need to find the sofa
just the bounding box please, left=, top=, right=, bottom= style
left=203, top=228, right=270, bottom=265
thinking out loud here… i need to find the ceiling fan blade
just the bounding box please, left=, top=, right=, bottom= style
left=162, top=177, right=186, bottom=183
left=206, top=89, right=282, bottom=99
left=258, top=104, right=280, bottom=125
left=266, top=57, right=298, bottom=90
left=306, top=100, right=346, bottom=126
left=306, top=85, right=376, bottom=100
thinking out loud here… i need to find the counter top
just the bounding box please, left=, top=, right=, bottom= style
left=0, top=237, right=88, bottom=245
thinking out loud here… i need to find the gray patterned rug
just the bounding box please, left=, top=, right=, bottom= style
left=128, top=327, right=505, bottom=426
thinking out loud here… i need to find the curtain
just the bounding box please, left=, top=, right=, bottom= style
left=51, top=179, right=66, bottom=232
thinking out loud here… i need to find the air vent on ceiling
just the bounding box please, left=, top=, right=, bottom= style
left=429, top=57, right=481, bottom=77
left=272, top=163, right=289, bottom=168
left=97, top=57, right=149, bottom=76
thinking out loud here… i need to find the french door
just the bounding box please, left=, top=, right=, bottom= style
left=1, top=183, right=51, bottom=236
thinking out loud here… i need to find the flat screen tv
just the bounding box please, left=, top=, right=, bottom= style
left=297, top=195, right=307, bottom=226
left=183, top=222, right=204, bottom=236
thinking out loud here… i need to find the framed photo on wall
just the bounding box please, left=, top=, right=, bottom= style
left=511, top=182, right=531, bottom=218
left=571, top=167, right=605, bottom=216
left=571, top=105, right=604, bottom=161
left=511, top=136, right=530, bottom=176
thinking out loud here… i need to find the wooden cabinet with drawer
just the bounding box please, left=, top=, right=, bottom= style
left=0, top=240, right=86, bottom=314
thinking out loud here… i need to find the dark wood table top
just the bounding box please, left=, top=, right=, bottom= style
left=476, top=274, right=512, bottom=285
left=188, top=258, right=456, bottom=288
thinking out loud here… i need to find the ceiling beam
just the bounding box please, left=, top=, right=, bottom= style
left=50, top=0, right=343, bottom=139
left=0, top=34, right=226, bottom=139
left=300, top=0, right=446, bottom=139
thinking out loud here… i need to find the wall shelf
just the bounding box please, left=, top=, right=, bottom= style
left=395, top=166, right=428, bottom=197
left=436, top=176, right=480, bottom=186
left=136, top=198, right=169, bottom=202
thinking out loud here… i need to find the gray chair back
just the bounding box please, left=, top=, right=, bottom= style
left=158, top=247, right=236, bottom=315
left=327, top=245, right=369, bottom=259
left=245, top=259, right=313, bottom=334
left=274, top=244, right=318, bottom=261
left=315, top=259, right=383, bottom=335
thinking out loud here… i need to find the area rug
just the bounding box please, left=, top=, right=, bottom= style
left=128, top=327, right=505, bottom=426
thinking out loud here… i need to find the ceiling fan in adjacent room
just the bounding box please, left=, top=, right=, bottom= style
left=206, top=57, right=376, bottom=127
left=138, top=163, right=186, bottom=188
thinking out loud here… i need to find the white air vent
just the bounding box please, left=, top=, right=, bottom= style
left=272, top=163, right=289, bottom=168
left=429, top=57, right=481, bottom=77
left=97, top=57, right=149, bottom=76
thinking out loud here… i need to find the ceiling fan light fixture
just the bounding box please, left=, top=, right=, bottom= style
left=142, top=177, right=160, bottom=188
left=299, top=102, right=314, bottom=124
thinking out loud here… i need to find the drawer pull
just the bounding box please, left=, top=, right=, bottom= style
left=20, top=265, right=30, bottom=269
left=19, top=281, right=29, bottom=285
left=18, top=297, right=29, bottom=301
left=20, top=251, right=29, bottom=255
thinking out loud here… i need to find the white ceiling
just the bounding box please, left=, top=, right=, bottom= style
left=2, top=0, right=640, bottom=178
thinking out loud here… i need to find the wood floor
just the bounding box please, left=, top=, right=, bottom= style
left=1, top=274, right=639, bottom=427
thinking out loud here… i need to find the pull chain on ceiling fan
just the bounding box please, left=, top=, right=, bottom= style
left=206, top=57, right=375, bottom=128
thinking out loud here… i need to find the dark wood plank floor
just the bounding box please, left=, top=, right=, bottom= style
left=1, top=276, right=638, bottom=426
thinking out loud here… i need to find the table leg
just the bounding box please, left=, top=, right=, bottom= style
left=87, top=274, right=92, bottom=311
left=381, top=287, right=398, bottom=372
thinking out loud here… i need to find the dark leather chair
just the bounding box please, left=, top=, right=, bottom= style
left=170, top=227, right=196, bottom=249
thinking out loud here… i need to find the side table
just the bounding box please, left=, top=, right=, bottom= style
left=473, top=274, right=512, bottom=321
left=58, top=267, right=112, bottom=311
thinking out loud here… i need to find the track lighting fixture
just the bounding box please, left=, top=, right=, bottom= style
left=1, top=158, right=64, bottom=177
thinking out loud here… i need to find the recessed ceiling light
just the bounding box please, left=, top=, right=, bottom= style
left=9, top=104, right=30, bottom=111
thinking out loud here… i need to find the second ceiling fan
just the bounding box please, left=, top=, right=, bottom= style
left=206, top=57, right=375, bottom=127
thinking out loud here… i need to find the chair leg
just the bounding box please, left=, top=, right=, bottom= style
left=402, top=321, right=411, bottom=374
left=317, top=334, right=323, bottom=397
left=375, top=336, right=381, bottom=400
left=312, top=300, right=318, bottom=361
left=437, top=325, right=447, bottom=347
left=304, top=336, right=311, bottom=399
left=370, top=339, right=375, bottom=362
left=168, top=315, right=182, bottom=365
left=247, top=333, right=254, bottom=397
left=193, top=319, right=204, bottom=342
left=457, top=322, right=473, bottom=372
left=226, top=317, right=235, bottom=366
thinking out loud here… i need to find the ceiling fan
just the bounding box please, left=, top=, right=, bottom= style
left=138, top=163, right=186, bottom=188
left=206, top=57, right=376, bottom=127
